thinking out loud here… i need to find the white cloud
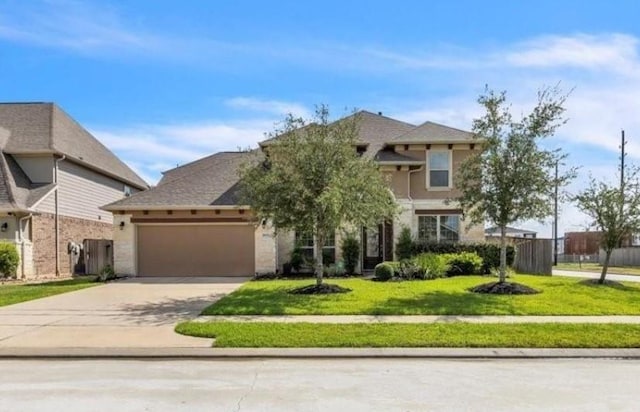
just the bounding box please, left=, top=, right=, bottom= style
left=224, top=97, right=311, bottom=118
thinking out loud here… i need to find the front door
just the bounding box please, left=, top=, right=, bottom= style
left=362, top=224, right=383, bottom=270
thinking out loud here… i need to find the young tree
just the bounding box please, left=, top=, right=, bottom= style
left=240, top=106, right=397, bottom=291
left=573, top=167, right=640, bottom=284
left=456, top=86, right=575, bottom=287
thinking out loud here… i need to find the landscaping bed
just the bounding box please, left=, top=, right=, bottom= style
left=176, top=322, right=640, bottom=348
left=201, top=274, right=640, bottom=316
left=0, top=277, right=99, bottom=307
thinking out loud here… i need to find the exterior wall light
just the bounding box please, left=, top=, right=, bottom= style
left=119, top=221, right=125, bottom=230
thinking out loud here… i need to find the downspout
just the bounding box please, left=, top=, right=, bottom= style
left=54, top=155, right=66, bottom=276
left=17, top=213, right=32, bottom=279
left=407, top=166, right=423, bottom=201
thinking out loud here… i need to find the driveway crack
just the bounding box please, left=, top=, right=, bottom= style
left=234, top=364, right=260, bottom=412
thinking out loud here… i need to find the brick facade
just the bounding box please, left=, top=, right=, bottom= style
left=31, top=213, right=113, bottom=276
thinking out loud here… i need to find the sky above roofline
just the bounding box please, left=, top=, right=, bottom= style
left=1, top=0, right=639, bottom=237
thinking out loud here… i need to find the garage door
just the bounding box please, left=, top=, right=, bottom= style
left=137, top=225, right=255, bottom=277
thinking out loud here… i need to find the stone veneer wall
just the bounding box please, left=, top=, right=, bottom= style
left=255, top=223, right=276, bottom=274
left=31, top=213, right=113, bottom=277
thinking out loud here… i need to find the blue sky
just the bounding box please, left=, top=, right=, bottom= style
left=1, top=0, right=640, bottom=236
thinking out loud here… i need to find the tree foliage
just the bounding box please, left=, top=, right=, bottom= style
left=239, top=106, right=397, bottom=286
left=456, top=85, right=575, bottom=283
left=573, top=166, right=640, bottom=284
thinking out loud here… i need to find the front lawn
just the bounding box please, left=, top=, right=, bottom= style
left=556, top=262, right=640, bottom=276
left=176, top=322, right=640, bottom=348
left=202, top=275, right=640, bottom=316
left=0, top=277, right=98, bottom=307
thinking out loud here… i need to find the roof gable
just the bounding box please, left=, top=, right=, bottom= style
left=0, top=103, right=148, bottom=189
left=390, top=121, right=474, bottom=144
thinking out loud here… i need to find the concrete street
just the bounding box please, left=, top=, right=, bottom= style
left=553, top=269, right=640, bottom=282
left=0, top=277, right=246, bottom=348
left=0, top=358, right=638, bottom=411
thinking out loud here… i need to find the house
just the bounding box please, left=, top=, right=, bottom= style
left=485, top=226, right=537, bottom=240
left=0, top=103, right=148, bottom=278
left=564, top=231, right=602, bottom=256
left=103, top=111, right=485, bottom=277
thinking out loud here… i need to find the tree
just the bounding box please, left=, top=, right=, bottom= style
left=573, top=166, right=640, bottom=284
left=240, top=106, right=397, bottom=290
left=456, top=86, right=575, bottom=288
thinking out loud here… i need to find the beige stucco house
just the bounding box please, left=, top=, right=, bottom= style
left=0, top=102, right=148, bottom=278
left=103, top=111, right=484, bottom=277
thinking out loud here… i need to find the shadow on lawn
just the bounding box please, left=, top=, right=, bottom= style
left=201, top=287, right=324, bottom=315
left=371, top=290, right=518, bottom=316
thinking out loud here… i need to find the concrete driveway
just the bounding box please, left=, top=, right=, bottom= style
left=0, top=277, right=247, bottom=349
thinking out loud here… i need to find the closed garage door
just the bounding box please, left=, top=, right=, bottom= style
left=137, top=225, right=255, bottom=277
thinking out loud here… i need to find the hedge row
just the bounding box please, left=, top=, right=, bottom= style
left=410, top=241, right=515, bottom=274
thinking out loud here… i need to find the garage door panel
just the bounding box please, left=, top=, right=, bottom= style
left=137, top=225, right=255, bottom=277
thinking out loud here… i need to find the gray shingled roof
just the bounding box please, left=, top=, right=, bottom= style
left=0, top=103, right=148, bottom=189
left=390, top=121, right=474, bottom=144
left=0, top=153, right=55, bottom=212
left=485, top=226, right=537, bottom=236
left=103, top=151, right=261, bottom=210
left=374, top=150, right=424, bottom=164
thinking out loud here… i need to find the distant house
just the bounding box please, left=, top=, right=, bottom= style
left=485, top=226, right=537, bottom=240
left=564, top=231, right=602, bottom=255
left=0, top=103, right=148, bottom=278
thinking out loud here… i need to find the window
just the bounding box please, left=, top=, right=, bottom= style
left=124, top=185, right=132, bottom=197
left=294, top=231, right=336, bottom=264
left=418, top=215, right=460, bottom=243
left=428, top=151, right=451, bottom=188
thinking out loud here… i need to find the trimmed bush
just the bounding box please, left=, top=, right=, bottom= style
left=341, top=233, right=360, bottom=275
left=412, top=241, right=515, bottom=273
left=374, top=262, right=395, bottom=281
left=398, top=259, right=423, bottom=280
left=442, top=252, right=483, bottom=276
left=290, top=245, right=305, bottom=272
left=413, top=253, right=450, bottom=280
left=0, top=242, right=19, bottom=278
left=395, top=227, right=414, bottom=261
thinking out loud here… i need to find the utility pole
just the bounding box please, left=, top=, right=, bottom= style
left=553, top=160, right=559, bottom=266
left=621, top=130, right=626, bottom=191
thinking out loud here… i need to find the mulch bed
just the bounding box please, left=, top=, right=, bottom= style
left=580, top=278, right=624, bottom=287
left=289, top=284, right=352, bottom=295
left=469, top=281, right=540, bottom=295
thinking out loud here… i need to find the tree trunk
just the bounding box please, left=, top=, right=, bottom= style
left=600, top=250, right=612, bottom=285
left=314, top=232, right=325, bottom=286
left=499, top=225, right=507, bottom=283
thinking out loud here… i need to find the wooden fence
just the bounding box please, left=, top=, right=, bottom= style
left=83, top=239, right=113, bottom=275
left=599, top=248, right=640, bottom=266
left=514, top=239, right=553, bottom=275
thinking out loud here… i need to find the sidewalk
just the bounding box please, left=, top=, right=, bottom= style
left=553, top=269, right=640, bottom=283
left=196, top=315, right=640, bottom=324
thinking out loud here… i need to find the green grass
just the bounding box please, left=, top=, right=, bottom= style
left=0, top=277, right=99, bottom=307
left=556, top=262, right=640, bottom=276
left=202, top=275, right=640, bottom=316
left=176, top=322, right=640, bottom=348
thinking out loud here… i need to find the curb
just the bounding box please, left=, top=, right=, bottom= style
left=1, top=347, right=640, bottom=359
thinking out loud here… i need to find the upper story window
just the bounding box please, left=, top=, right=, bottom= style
left=124, top=185, right=132, bottom=197
left=427, top=150, right=451, bottom=188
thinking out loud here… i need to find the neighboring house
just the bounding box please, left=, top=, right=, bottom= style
left=564, top=231, right=602, bottom=255
left=0, top=103, right=148, bottom=278
left=103, top=111, right=485, bottom=277
left=485, top=226, right=537, bottom=240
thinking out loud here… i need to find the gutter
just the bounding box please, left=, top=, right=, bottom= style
left=54, top=155, right=66, bottom=276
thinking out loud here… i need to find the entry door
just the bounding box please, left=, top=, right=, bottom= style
left=362, top=224, right=383, bottom=270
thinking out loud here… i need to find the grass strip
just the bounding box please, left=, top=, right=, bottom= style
left=0, top=277, right=98, bottom=307
left=176, top=322, right=640, bottom=348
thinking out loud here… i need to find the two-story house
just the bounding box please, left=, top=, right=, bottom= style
left=0, top=103, right=148, bottom=278
left=103, top=111, right=484, bottom=277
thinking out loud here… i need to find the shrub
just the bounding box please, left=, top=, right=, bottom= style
left=290, top=245, right=305, bottom=272
left=0, top=242, right=19, bottom=278
left=373, top=262, right=395, bottom=281
left=411, top=241, right=514, bottom=273
left=413, top=253, right=449, bottom=280
left=398, top=259, right=424, bottom=280
left=341, top=232, right=360, bottom=275
left=97, top=264, right=116, bottom=282
left=442, top=252, right=483, bottom=276
left=323, top=262, right=347, bottom=277
left=395, top=226, right=413, bottom=261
